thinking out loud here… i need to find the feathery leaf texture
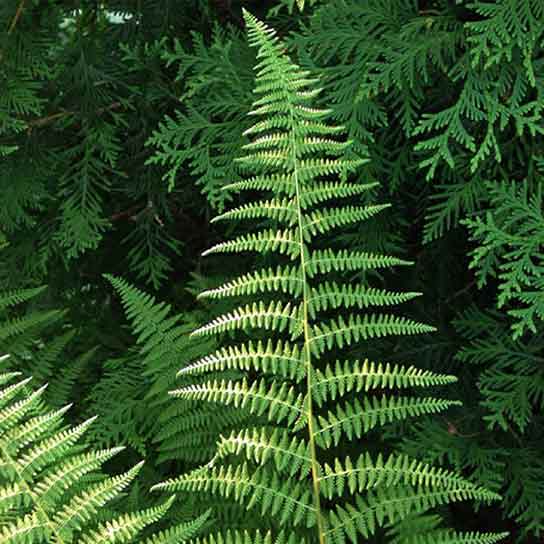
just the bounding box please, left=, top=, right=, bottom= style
left=463, top=180, right=544, bottom=339
left=104, top=274, right=250, bottom=468
left=0, top=354, right=209, bottom=543
left=153, top=11, right=504, bottom=544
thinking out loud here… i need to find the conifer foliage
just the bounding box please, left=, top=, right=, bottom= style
left=153, top=12, right=504, bottom=544
left=3, top=0, right=544, bottom=542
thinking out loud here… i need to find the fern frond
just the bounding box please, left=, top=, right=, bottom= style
left=299, top=181, right=377, bottom=208
left=143, top=510, right=212, bottom=544
left=35, top=447, right=125, bottom=504
left=303, top=204, right=390, bottom=237
left=78, top=495, right=176, bottom=544
left=387, top=512, right=509, bottom=544
left=198, top=266, right=303, bottom=300
left=318, top=452, right=497, bottom=500
left=202, top=229, right=300, bottom=259
left=307, top=283, right=421, bottom=318
left=191, top=301, right=302, bottom=338
left=306, top=249, right=412, bottom=276
left=0, top=311, right=64, bottom=345
left=326, top=484, right=500, bottom=543
left=0, top=363, right=198, bottom=543
left=154, top=463, right=316, bottom=528
left=309, top=315, right=435, bottom=355
left=0, top=287, right=46, bottom=311
left=105, top=275, right=179, bottom=343
left=211, top=198, right=297, bottom=225
left=104, top=275, right=239, bottom=468
left=187, top=529, right=306, bottom=544
left=153, top=12, right=502, bottom=543
left=215, top=428, right=311, bottom=479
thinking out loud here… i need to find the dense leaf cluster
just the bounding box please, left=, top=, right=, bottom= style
left=1, top=0, right=543, bottom=542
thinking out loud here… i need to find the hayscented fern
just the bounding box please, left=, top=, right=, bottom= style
left=0, top=283, right=210, bottom=542
left=0, top=352, right=211, bottom=543
left=153, top=11, right=505, bottom=544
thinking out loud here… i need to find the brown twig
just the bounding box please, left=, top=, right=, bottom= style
left=445, top=419, right=480, bottom=438
left=7, top=0, right=26, bottom=35
left=27, top=102, right=123, bottom=131
left=444, top=279, right=477, bottom=304
left=0, top=0, right=26, bottom=62
left=418, top=9, right=441, bottom=16
left=27, top=111, right=71, bottom=129
left=109, top=204, right=144, bottom=222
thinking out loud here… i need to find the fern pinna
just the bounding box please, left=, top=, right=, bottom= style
left=154, top=11, right=505, bottom=544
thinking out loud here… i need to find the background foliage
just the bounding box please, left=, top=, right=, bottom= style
left=1, top=0, right=543, bottom=542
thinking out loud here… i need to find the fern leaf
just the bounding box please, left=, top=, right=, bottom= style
left=215, top=428, right=312, bottom=479
left=198, top=266, right=303, bottom=300
left=211, top=198, right=297, bottom=225
left=0, top=365, right=198, bottom=543
left=307, top=283, right=421, bottom=319
left=306, top=249, right=412, bottom=276
left=299, top=181, right=377, bottom=209
left=153, top=12, right=502, bottom=543
left=318, top=452, right=497, bottom=500
left=202, top=229, right=300, bottom=259
left=312, top=359, right=457, bottom=406
left=191, top=301, right=302, bottom=338
left=170, top=379, right=303, bottom=426
left=154, top=463, right=316, bottom=528
left=309, top=315, right=435, bottom=355
left=303, top=204, right=390, bottom=237
left=143, top=510, right=212, bottom=544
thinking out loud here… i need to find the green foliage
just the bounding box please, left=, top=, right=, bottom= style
left=280, top=7, right=544, bottom=536
left=146, top=24, right=255, bottom=211
left=90, top=274, right=249, bottom=467
left=0, top=276, right=211, bottom=542
left=399, top=305, right=544, bottom=539
left=3, top=0, right=544, bottom=541
left=0, top=283, right=89, bottom=409
left=0, top=355, right=214, bottom=543
left=454, top=305, right=544, bottom=433
left=152, top=13, right=504, bottom=544
left=0, top=286, right=61, bottom=349
left=1, top=1, right=188, bottom=288
left=0, top=361, right=157, bottom=542
left=463, top=180, right=544, bottom=339
left=291, top=0, right=544, bottom=242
